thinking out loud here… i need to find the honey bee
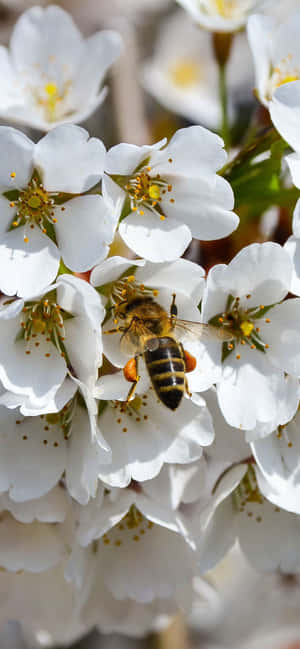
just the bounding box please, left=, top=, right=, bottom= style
left=105, top=278, right=233, bottom=411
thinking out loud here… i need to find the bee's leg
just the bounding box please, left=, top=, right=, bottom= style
left=123, top=355, right=140, bottom=405
left=170, top=293, right=178, bottom=328
left=184, top=375, right=192, bottom=398
left=104, top=326, right=125, bottom=335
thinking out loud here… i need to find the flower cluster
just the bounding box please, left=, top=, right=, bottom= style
left=1, top=1, right=300, bottom=646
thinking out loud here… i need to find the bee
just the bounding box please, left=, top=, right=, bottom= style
left=105, top=278, right=233, bottom=411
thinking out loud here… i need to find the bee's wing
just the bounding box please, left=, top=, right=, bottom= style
left=120, top=321, right=158, bottom=356
left=173, top=319, right=233, bottom=342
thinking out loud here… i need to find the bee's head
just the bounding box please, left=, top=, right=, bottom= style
left=111, top=275, right=159, bottom=321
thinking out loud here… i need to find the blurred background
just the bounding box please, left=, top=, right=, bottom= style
left=0, top=1, right=300, bottom=648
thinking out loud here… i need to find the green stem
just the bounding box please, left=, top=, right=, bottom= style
left=219, top=61, right=230, bottom=149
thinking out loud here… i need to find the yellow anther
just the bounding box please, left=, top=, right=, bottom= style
left=236, top=354, right=241, bottom=360
left=160, top=215, right=166, bottom=221
left=265, top=318, right=271, bottom=323
left=10, top=172, right=16, bottom=178
left=24, top=236, right=29, bottom=243
left=149, top=184, right=161, bottom=200
left=139, top=210, right=144, bottom=216
left=153, top=289, right=159, bottom=296
left=10, top=202, right=15, bottom=208
left=126, top=275, right=135, bottom=283
left=240, top=321, right=254, bottom=337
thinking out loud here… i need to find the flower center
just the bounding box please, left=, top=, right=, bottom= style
left=36, top=79, right=72, bottom=123
left=214, top=0, right=237, bottom=17
left=124, top=159, right=175, bottom=221
left=268, top=56, right=300, bottom=99
left=19, top=294, right=70, bottom=359
left=101, top=505, right=154, bottom=547
left=233, top=464, right=281, bottom=523
left=168, top=59, right=202, bottom=88
left=110, top=393, right=150, bottom=431
left=7, top=173, right=58, bottom=242
left=209, top=294, right=271, bottom=362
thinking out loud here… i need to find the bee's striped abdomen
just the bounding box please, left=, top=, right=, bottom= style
left=144, top=336, right=185, bottom=411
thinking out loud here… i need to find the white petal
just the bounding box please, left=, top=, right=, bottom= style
left=0, top=226, right=60, bottom=298
left=10, top=5, right=83, bottom=76
left=198, top=499, right=236, bottom=573
left=0, top=126, right=33, bottom=191
left=292, top=197, right=300, bottom=237
left=0, top=406, right=67, bottom=501
left=0, top=513, right=66, bottom=573
left=259, top=298, right=300, bottom=376
left=34, top=124, right=105, bottom=193
left=0, top=486, right=69, bottom=523
left=105, top=140, right=166, bottom=175
left=286, top=152, right=300, bottom=190
left=217, top=349, right=289, bottom=430
left=72, top=31, right=122, bottom=106
left=238, top=492, right=300, bottom=573
left=65, top=406, right=109, bottom=505
left=135, top=258, right=205, bottom=303
left=150, top=125, right=227, bottom=177
left=91, top=255, right=145, bottom=288
left=54, top=195, right=116, bottom=272
left=119, top=209, right=191, bottom=262
left=0, top=318, right=66, bottom=405
left=164, top=174, right=237, bottom=240
left=246, top=374, right=300, bottom=442
left=246, top=14, right=273, bottom=104
left=270, top=81, right=300, bottom=152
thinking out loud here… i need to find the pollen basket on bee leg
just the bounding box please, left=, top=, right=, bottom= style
left=123, top=358, right=138, bottom=383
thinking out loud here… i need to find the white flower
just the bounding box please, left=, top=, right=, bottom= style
left=0, top=124, right=117, bottom=298
left=142, top=10, right=254, bottom=129
left=0, top=5, right=122, bottom=130
left=0, top=274, right=104, bottom=412
left=198, top=461, right=300, bottom=574
left=201, top=242, right=300, bottom=430
left=95, top=373, right=214, bottom=487
left=247, top=11, right=300, bottom=107
left=104, top=126, right=237, bottom=262
left=68, top=476, right=199, bottom=605
left=270, top=80, right=300, bottom=189
left=251, top=408, right=300, bottom=515
left=175, top=0, right=271, bottom=33
left=0, top=393, right=111, bottom=504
